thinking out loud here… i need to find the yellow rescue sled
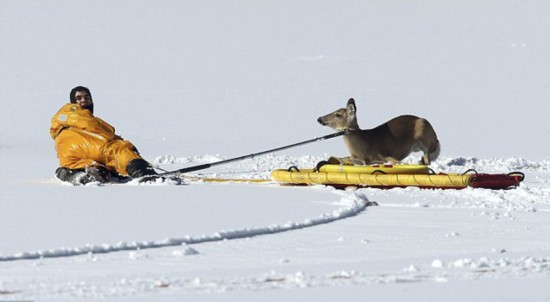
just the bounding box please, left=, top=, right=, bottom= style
left=271, top=164, right=524, bottom=190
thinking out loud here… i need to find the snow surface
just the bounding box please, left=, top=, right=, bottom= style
left=1, top=1, right=550, bottom=301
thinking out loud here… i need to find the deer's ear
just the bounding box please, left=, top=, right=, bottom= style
left=346, top=98, right=356, bottom=114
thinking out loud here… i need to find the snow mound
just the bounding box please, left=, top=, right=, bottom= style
left=432, top=157, right=550, bottom=173
left=155, top=154, right=548, bottom=178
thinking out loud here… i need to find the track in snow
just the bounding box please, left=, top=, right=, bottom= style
left=0, top=191, right=371, bottom=262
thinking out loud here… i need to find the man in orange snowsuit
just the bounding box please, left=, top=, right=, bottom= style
left=50, top=86, right=158, bottom=184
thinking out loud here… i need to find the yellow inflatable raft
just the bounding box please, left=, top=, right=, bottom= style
left=272, top=168, right=468, bottom=189
left=271, top=164, right=524, bottom=189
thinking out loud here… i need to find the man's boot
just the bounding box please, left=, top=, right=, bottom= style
left=126, top=159, right=158, bottom=179
left=55, top=166, right=109, bottom=185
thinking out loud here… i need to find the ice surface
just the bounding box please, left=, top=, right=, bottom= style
left=1, top=1, right=549, bottom=301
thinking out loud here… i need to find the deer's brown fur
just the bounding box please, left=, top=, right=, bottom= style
left=317, top=98, right=440, bottom=165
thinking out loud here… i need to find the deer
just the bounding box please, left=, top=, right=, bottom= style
left=317, top=98, right=440, bottom=166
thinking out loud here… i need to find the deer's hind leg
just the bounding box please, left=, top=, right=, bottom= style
left=414, top=119, right=440, bottom=165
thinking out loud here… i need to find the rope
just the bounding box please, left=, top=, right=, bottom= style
left=180, top=175, right=271, bottom=184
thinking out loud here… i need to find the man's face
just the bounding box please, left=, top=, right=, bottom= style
left=74, top=91, right=93, bottom=110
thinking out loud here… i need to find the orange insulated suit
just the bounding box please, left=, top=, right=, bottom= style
left=50, top=103, right=142, bottom=176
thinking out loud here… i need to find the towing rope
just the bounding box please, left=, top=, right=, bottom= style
left=180, top=174, right=272, bottom=184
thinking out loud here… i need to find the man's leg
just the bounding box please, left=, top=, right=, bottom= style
left=54, top=130, right=111, bottom=184
left=103, top=140, right=157, bottom=178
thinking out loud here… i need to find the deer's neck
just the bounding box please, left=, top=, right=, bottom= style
left=346, top=120, right=360, bottom=131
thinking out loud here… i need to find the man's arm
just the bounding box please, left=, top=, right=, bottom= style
left=50, top=104, right=115, bottom=140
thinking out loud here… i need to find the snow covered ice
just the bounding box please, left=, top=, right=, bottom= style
left=1, top=1, right=550, bottom=301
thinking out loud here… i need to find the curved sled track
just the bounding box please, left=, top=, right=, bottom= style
left=0, top=192, right=370, bottom=262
